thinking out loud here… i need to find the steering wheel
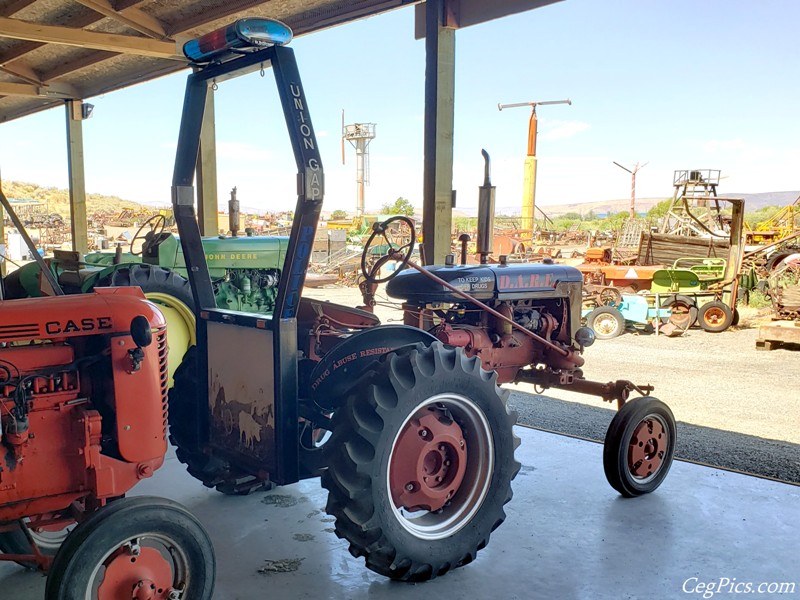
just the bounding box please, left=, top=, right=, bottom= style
left=130, top=214, right=166, bottom=256
left=360, top=216, right=416, bottom=283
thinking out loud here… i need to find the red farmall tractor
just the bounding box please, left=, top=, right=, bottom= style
left=160, top=17, right=677, bottom=585
left=0, top=191, right=215, bottom=598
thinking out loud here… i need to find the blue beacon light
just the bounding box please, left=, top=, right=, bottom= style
left=183, top=18, right=293, bottom=63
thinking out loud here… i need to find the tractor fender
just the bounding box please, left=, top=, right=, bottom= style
left=309, top=324, right=437, bottom=409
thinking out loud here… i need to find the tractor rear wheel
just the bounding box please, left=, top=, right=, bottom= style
left=169, top=347, right=271, bottom=495
left=321, top=342, right=519, bottom=582
left=603, top=397, right=676, bottom=497
left=93, top=264, right=196, bottom=384
left=45, top=496, right=214, bottom=600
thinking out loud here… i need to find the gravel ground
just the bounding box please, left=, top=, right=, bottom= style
left=305, top=285, right=800, bottom=483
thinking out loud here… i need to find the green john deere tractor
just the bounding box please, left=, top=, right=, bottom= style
left=3, top=214, right=287, bottom=381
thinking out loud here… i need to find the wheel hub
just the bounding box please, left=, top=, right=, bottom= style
left=98, top=546, right=173, bottom=600
left=628, top=417, right=666, bottom=478
left=390, top=411, right=467, bottom=512
left=704, top=307, right=725, bottom=326
left=595, top=315, right=618, bottom=336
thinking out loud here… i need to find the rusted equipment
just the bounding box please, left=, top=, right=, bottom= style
left=0, top=187, right=215, bottom=597
left=756, top=321, right=800, bottom=350
left=370, top=215, right=675, bottom=497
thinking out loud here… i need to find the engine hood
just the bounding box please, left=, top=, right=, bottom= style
left=386, top=262, right=583, bottom=303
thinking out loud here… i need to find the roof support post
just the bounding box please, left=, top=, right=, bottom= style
left=0, top=196, right=5, bottom=278
left=196, top=84, right=218, bottom=236
left=422, top=0, right=456, bottom=265
left=65, top=99, right=88, bottom=254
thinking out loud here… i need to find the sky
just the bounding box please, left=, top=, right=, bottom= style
left=1, top=0, right=799, bottom=216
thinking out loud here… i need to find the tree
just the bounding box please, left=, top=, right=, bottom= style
left=647, top=198, right=673, bottom=219
left=381, top=197, right=415, bottom=217
left=330, top=209, right=348, bottom=220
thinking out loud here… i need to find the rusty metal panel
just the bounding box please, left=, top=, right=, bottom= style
left=206, top=320, right=276, bottom=470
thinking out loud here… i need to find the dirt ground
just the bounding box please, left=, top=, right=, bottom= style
left=304, top=284, right=799, bottom=446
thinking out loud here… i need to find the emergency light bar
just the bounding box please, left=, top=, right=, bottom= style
left=183, top=18, right=293, bottom=63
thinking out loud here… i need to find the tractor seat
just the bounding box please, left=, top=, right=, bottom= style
left=52, top=249, right=105, bottom=289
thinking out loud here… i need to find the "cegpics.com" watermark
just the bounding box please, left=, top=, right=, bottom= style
left=684, top=577, right=796, bottom=598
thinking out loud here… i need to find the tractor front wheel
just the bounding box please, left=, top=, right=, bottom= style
left=0, top=518, right=75, bottom=569
left=45, top=496, right=214, bottom=600
left=603, top=397, right=676, bottom=497
left=321, top=342, right=519, bottom=582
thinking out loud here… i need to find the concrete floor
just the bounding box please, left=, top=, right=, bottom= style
left=2, top=426, right=798, bottom=599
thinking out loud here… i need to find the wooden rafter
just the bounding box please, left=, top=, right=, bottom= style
left=73, top=0, right=169, bottom=39
left=0, top=61, right=41, bottom=85
left=0, top=16, right=181, bottom=58
left=0, top=80, right=80, bottom=98
left=0, top=11, right=109, bottom=65
left=165, top=0, right=268, bottom=36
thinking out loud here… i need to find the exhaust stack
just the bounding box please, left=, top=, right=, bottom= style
left=476, top=149, right=496, bottom=265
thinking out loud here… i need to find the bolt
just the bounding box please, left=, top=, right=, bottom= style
left=459, top=440, right=465, bottom=448
left=444, top=460, right=451, bottom=466
left=405, top=483, right=414, bottom=492
left=125, top=540, right=141, bottom=557
left=438, top=445, right=445, bottom=452
left=419, top=428, right=428, bottom=438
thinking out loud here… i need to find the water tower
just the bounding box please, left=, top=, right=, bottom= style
left=342, top=118, right=376, bottom=217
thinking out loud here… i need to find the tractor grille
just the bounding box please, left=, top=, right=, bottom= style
left=156, top=327, right=169, bottom=440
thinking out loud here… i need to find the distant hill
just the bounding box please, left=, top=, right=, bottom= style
left=1, top=180, right=146, bottom=216
left=724, top=191, right=799, bottom=211
left=538, top=197, right=665, bottom=218
left=535, top=190, right=799, bottom=218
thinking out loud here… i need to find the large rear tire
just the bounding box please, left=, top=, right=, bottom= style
left=321, top=342, right=520, bottom=582
left=45, top=497, right=214, bottom=600
left=92, top=264, right=194, bottom=308
left=93, top=264, right=196, bottom=384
